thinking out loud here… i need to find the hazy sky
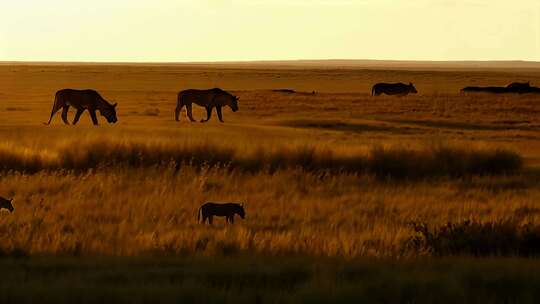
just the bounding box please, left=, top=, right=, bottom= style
left=1, top=0, right=539, bottom=62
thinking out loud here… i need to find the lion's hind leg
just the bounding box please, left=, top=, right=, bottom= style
left=186, top=104, right=196, bottom=122
left=61, top=106, right=70, bottom=125
left=175, top=103, right=184, bottom=121
left=176, top=93, right=186, bottom=122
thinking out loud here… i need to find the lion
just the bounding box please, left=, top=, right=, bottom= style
left=0, top=196, right=14, bottom=213
left=198, top=202, right=245, bottom=224
left=44, top=89, right=118, bottom=125
left=175, top=88, right=239, bottom=123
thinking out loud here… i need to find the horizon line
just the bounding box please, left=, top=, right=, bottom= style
left=2, top=59, right=540, bottom=70
left=2, top=58, right=540, bottom=64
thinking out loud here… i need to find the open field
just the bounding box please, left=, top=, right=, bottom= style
left=1, top=62, right=540, bottom=302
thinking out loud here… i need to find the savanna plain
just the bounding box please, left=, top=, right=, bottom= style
left=1, top=62, right=540, bottom=303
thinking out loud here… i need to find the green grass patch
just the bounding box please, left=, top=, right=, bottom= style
left=0, top=256, right=540, bottom=303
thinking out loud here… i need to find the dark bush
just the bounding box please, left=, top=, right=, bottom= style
left=368, top=146, right=522, bottom=179
left=407, top=220, right=540, bottom=256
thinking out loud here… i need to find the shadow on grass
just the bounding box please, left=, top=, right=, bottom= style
left=281, top=119, right=419, bottom=135
left=1, top=256, right=540, bottom=303
left=383, top=118, right=537, bottom=131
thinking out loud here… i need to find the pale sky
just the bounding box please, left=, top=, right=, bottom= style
left=1, top=0, right=539, bottom=62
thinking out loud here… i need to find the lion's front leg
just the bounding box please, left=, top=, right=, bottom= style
left=72, top=108, right=85, bottom=125
left=216, top=106, right=224, bottom=123
left=89, top=109, right=99, bottom=125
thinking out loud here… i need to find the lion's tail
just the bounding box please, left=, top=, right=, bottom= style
left=44, top=92, right=60, bottom=125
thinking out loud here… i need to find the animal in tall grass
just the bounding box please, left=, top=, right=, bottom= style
left=175, top=88, right=239, bottom=123
left=44, top=89, right=118, bottom=125
left=372, top=83, right=418, bottom=96
left=0, top=196, right=14, bottom=213
left=198, top=202, right=245, bottom=224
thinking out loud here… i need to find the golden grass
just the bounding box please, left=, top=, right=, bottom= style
left=2, top=63, right=540, bottom=301
left=0, top=137, right=522, bottom=178
left=1, top=166, right=539, bottom=257
left=0, top=63, right=539, bottom=259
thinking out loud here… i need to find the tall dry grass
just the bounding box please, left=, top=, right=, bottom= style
left=0, top=138, right=522, bottom=178
left=0, top=164, right=538, bottom=258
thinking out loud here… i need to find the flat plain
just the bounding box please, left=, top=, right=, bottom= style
left=1, top=62, right=540, bottom=303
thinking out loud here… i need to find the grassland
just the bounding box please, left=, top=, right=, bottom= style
left=1, top=63, right=540, bottom=302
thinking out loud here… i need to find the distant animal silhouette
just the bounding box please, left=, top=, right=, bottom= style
left=526, top=87, right=540, bottom=93
left=272, top=89, right=296, bottom=93
left=372, top=83, right=418, bottom=96
left=461, top=82, right=540, bottom=94
left=198, top=202, right=245, bottom=224
left=461, top=86, right=508, bottom=94
left=44, top=89, right=118, bottom=125
left=0, top=196, right=14, bottom=213
left=505, top=82, right=540, bottom=94
left=175, top=88, right=239, bottom=123
left=506, top=82, right=530, bottom=92
left=460, top=86, right=481, bottom=93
